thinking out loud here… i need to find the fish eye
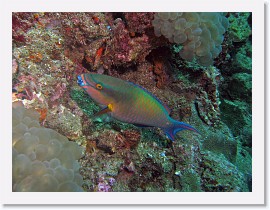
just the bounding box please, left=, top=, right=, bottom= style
left=96, top=84, right=103, bottom=90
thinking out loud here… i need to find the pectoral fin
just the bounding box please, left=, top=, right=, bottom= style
left=94, top=104, right=113, bottom=117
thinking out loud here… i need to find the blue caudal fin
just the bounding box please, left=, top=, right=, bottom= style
left=162, top=119, right=200, bottom=141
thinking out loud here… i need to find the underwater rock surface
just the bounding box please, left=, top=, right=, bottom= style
left=12, top=12, right=252, bottom=192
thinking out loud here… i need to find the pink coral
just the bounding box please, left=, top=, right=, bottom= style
left=50, top=83, right=67, bottom=102
left=103, top=18, right=152, bottom=68
left=12, top=59, right=18, bottom=77
left=124, top=12, right=154, bottom=34
left=12, top=13, right=34, bottom=44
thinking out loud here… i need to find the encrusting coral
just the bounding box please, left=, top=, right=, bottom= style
left=12, top=102, right=84, bottom=192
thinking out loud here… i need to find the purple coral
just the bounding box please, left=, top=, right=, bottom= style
left=97, top=182, right=111, bottom=192
left=108, top=177, right=116, bottom=186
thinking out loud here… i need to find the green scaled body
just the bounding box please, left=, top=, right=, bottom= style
left=77, top=73, right=199, bottom=141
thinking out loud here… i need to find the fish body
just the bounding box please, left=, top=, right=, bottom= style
left=77, top=73, right=199, bottom=141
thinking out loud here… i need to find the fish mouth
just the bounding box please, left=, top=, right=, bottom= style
left=77, top=74, right=96, bottom=89
left=77, top=75, right=85, bottom=86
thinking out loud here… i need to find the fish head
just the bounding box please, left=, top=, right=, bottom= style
left=77, top=73, right=116, bottom=106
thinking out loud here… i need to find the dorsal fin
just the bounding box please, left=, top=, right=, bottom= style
left=128, top=81, right=171, bottom=114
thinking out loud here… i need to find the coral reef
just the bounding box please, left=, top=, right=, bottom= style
left=152, top=58, right=169, bottom=89
left=195, top=66, right=222, bottom=127
left=103, top=18, right=152, bottom=68
left=152, top=12, right=229, bottom=66
left=228, top=73, right=252, bottom=102
left=124, top=12, right=154, bottom=34
left=220, top=99, right=252, bottom=148
left=179, top=168, right=202, bottom=192
left=232, top=41, right=252, bottom=73
left=200, top=151, right=249, bottom=192
left=12, top=12, right=252, bottom=192
left=227, top=12, right=251, bottom=42
left=202, top=124, right=237, bottom=162
left=12, top=102, right=84, bottom=192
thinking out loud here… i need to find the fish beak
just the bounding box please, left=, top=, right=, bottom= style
left=77, top=75, right=85, bottom=87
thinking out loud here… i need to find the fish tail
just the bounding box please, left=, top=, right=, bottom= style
left=163, top=119, right=200, bottom=141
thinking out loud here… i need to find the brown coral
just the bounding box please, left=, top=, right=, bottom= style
left=121, top=129, right=141, bottom=149
left=153, top=59, right=168, bottom=89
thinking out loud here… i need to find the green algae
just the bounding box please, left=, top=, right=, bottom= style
left=70, top=88, right=100, bottom=118
left=201, top=151, right=249, bottom=192
left=220, top=99, right=251, bottom=137
left=228, top=12, right=251, bottom=42
left=229, top=73, right=252, bottom=102
left=179, top=168, right=202, bottom=192
left=202, top=125, right=237, bottom=163
left=234, top=41, right=252, bottom=72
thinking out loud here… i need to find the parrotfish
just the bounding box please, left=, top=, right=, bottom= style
left=77, top=73, right=199, bottom=141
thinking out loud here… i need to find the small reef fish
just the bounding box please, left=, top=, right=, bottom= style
left=77, top=73, right=199, bottom=141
